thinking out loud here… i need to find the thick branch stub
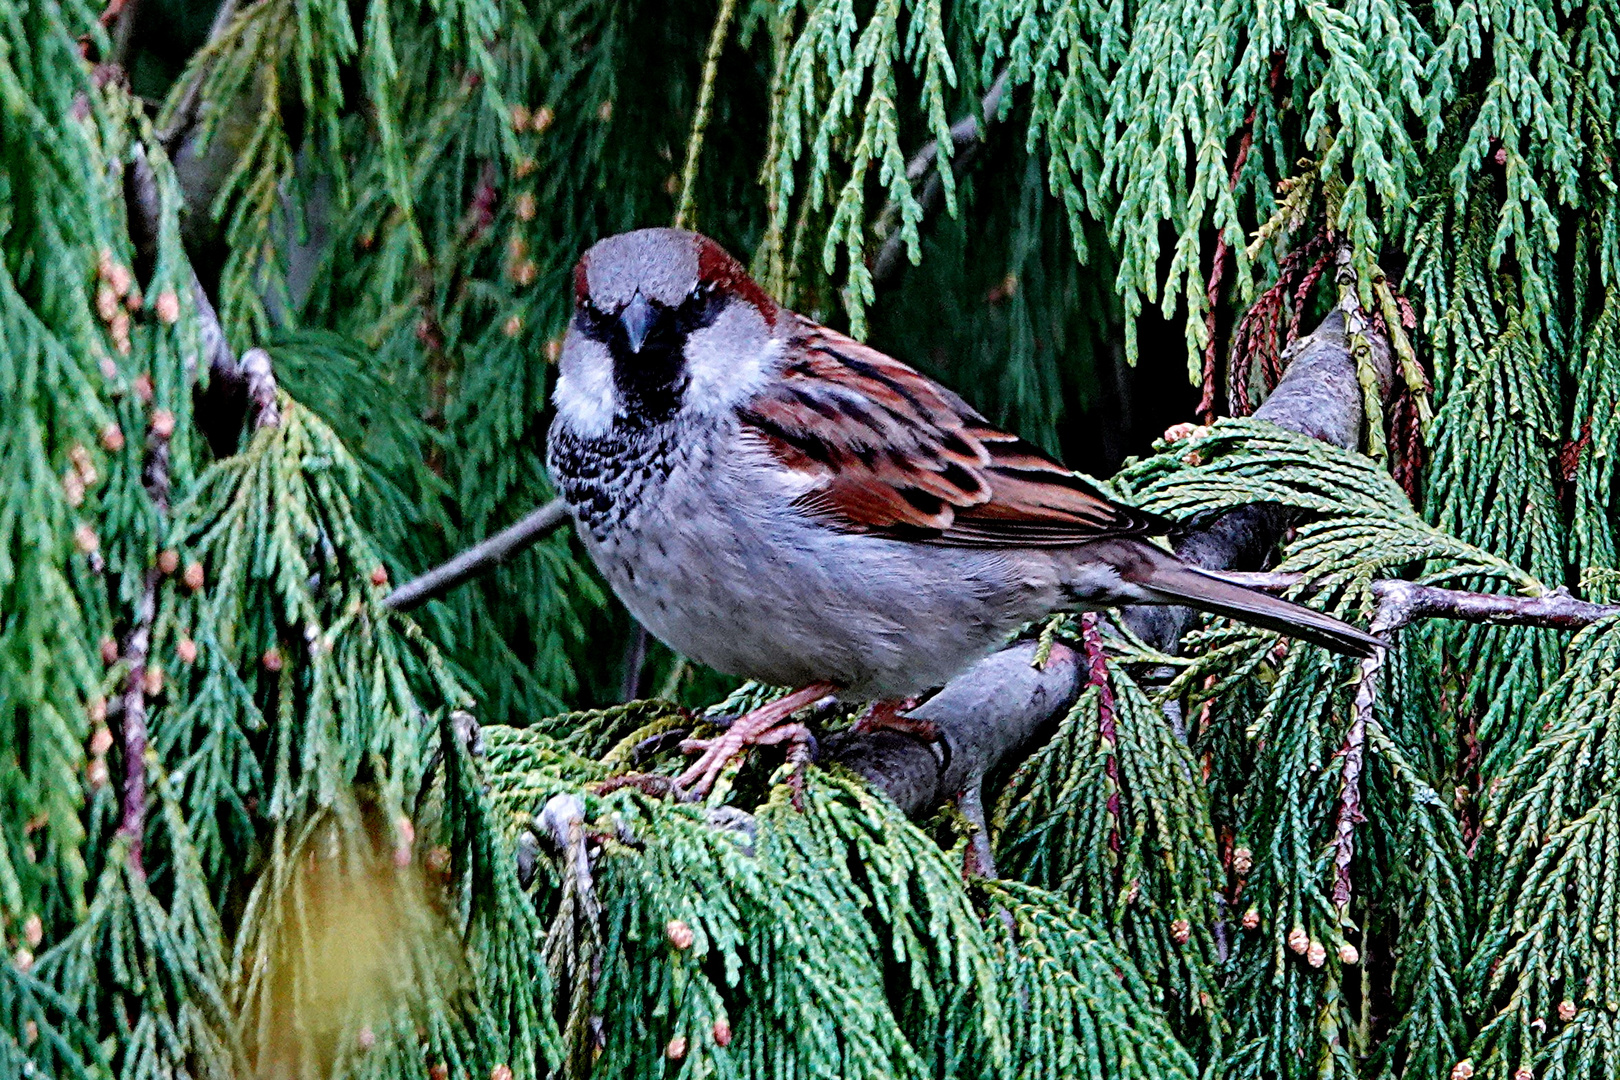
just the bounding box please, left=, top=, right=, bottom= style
left=835, top=641, right=1081, bottom=815
left=239, top=347, right=281, bottom=429
left=1124, top=308, right=1393, bottom=653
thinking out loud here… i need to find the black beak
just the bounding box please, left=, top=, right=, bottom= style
left=621, top=292, right=654, bottom=354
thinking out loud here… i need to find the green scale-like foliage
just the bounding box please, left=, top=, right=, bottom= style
left=994, top=659, right=1226, bottom=1058
left=2, top=5, right=561, bottom=1077
left=1104, top=424, right=1544, bottom=1079
left=480, top=722, right=1196, bottom=1080
left=10, top=0, right=1620, bottom=1079
left=1470, top=618, right=1620, bottom=1080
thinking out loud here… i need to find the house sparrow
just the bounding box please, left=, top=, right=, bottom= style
left=547, top=228, right=1381, bottom=793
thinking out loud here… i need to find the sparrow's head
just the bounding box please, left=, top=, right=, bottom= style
left=554, top=228, right=780, bottom=437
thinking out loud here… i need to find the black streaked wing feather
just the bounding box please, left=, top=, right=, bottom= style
left=738, top=318, right=1170, bottom=545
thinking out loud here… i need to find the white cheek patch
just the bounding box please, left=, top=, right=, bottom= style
left=553, top=334, right=617, bottom=437
left=681, top=305, right=779, bottom=417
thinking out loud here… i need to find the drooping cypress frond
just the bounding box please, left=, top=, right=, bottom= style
left=11, top=0, right=1620, bottom=1079
left=995, top=659, right=1225, bottom=1057
left=1469, top=618, right=1620, bottom=1080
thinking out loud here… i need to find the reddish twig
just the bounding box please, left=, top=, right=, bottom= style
left=1080, top=613, right=1122, bottom=857
left=1286, top=243, right=1332, bottom=344
left=118, top=571, right=157, bottom=878
left=1199, top=109, right=1256, bottom=424
left=1334, top=617, right=1388, bottom=911
left=1228, top=232, right=1330, bottom=415
left=117, top=404, right=174, bottom=878
left=1388, top=386, right=1425, bottom=500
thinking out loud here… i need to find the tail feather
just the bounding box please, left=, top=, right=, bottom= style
left=1140, top=564, right=1384, bottom=658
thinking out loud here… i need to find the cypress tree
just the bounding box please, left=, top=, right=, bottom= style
left=2, top=1, right=1618, bottom=1079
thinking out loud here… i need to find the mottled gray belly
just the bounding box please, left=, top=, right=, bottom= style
left=581, top=485, right=1060, bottom=699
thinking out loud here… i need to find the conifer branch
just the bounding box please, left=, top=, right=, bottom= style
left=1123, top=307, right=1393, bottom=652
left=1208, top=569, right=1620, bottom=911
left=115, top=140, right=274, bottom=882
left=382, top=498, right=571, bottom=610
left=155, top=0, right=244, bottom=148
left=871, top=70, right=1010, bottom=288
left=673, top=0, right=740, bottom=231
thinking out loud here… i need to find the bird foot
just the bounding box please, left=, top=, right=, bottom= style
left=847, top=697, right=935, bottom=740
left=673, top=682, right=837, bottom=799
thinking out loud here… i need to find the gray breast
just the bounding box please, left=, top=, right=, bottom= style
left=548, top=418, right=1063, bottom=698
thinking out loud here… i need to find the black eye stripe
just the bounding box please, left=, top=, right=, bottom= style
left=574, top=285, right=723, bottom=341
left=574, top=302, right=614, bottom=340
left=674, top=285, right=724, bottom=333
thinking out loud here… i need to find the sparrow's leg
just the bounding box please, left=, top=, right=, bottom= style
left=675, top=682, right=838, bottom=798
left=847, top=697, right=936, bottom=740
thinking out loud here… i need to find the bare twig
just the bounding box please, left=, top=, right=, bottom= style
left=536, top=793, right=606, bottom=1075
left=1212, top=573, right=1620, bottom=632
left=382, top=499, right=570, bottom=611
left=103, top=0, right=143, bottom=67
left=1324, top=576, right=1620, bottom=910
left=871, top=70, right=1011, bottom=288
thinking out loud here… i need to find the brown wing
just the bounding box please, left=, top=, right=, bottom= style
left=738, top=319, right=1170, bottom=546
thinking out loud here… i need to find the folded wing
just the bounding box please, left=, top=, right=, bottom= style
left=739, top=319, right=1170, bottom=546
